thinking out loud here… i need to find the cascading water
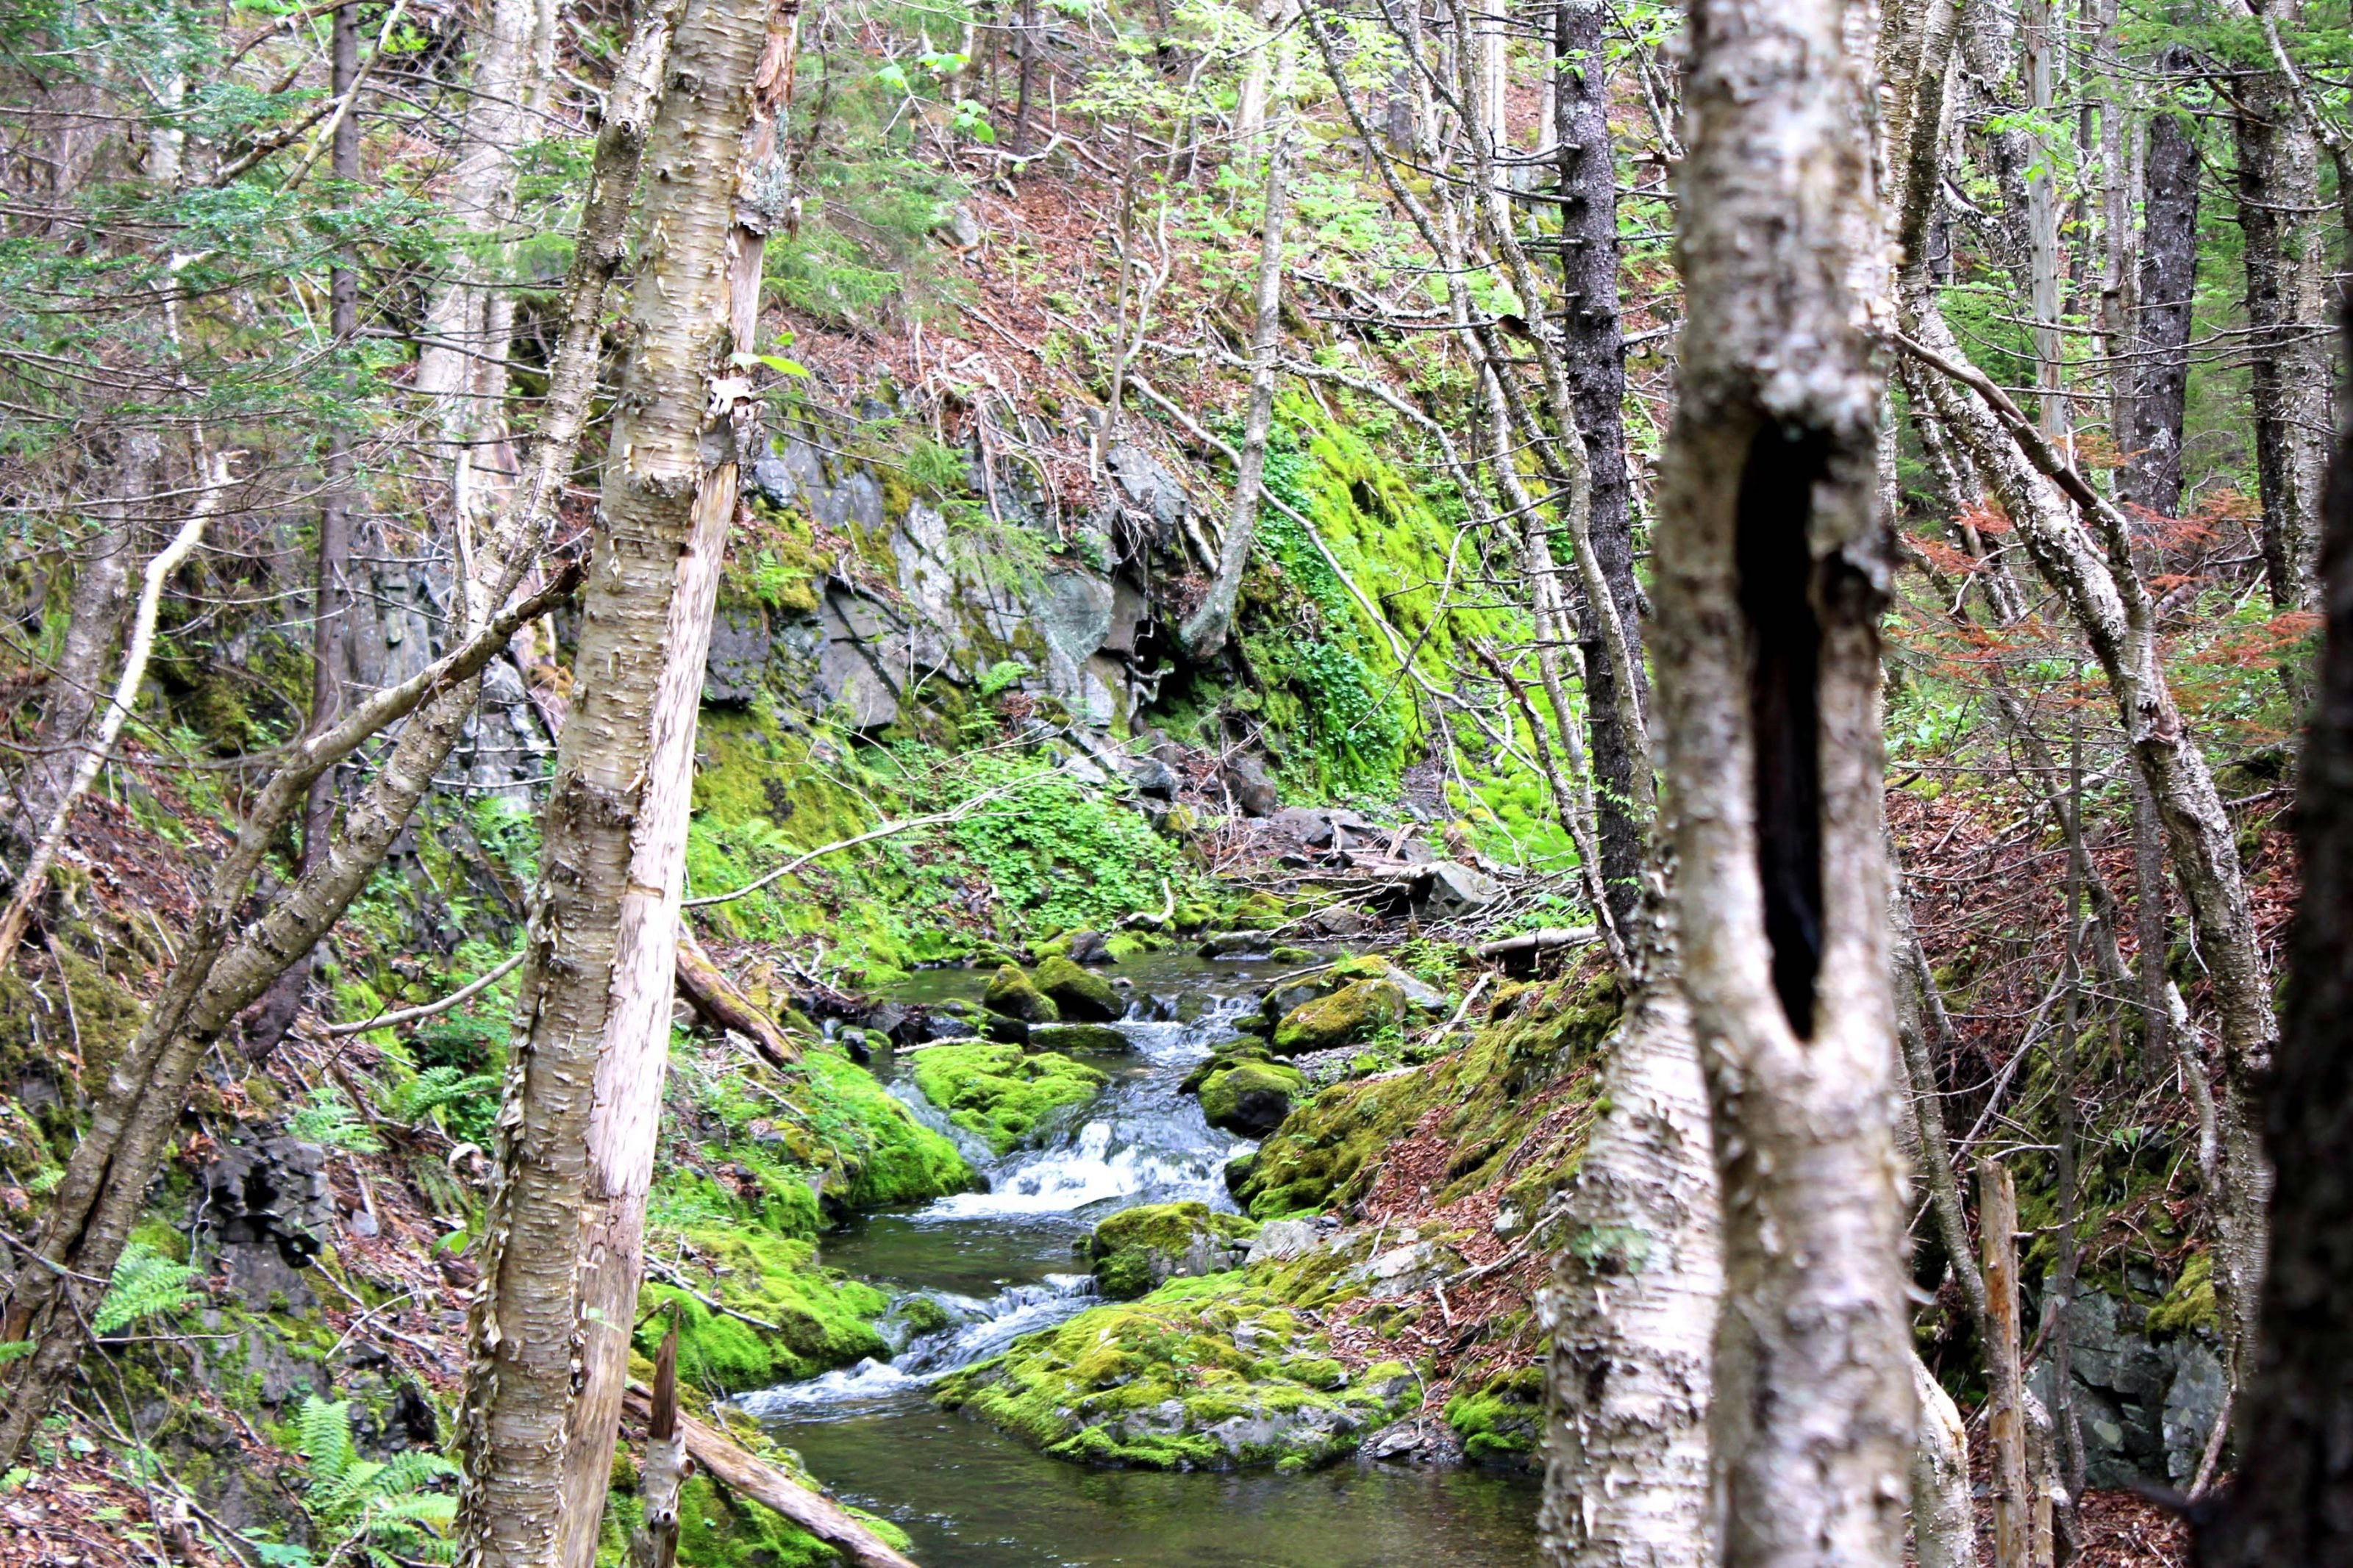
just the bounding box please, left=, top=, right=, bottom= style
left=740, top=953, right=1539, bottom=1567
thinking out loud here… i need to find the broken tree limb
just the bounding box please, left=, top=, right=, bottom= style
left=1474, top=926, right=1596, bottom=960
left=674, top=929, right=800, bottom=1067
left=622, top=1386, right=921, bottom=1568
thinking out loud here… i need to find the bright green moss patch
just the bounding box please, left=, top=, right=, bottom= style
left=792, top=1048, right=982, bottom=1206
left=1032, top=954, right=1121, bottom=1021
left=2146, top=1252, right=2216, bottom=1339
left=982, top=964, right=1060, bottom=1023
left=908, top=1042, right=1105, bottom=1155
left=638, top=1226, right=890, bottom=1392
left=1088, top=1201, right=1260, bottom=1299
left=935, top=1279, right=1415, bottom=1470
left=1197, top=1060, right=1304, bottom=1138
left=1271, top=978, right=1404, bottom=1056
left=1443, top=1364, right=1544, bottom=1466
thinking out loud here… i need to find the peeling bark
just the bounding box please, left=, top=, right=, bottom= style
left=454, top=0, right=785, bottom=1560
left=1653, top=2, right=1915, bottom=1562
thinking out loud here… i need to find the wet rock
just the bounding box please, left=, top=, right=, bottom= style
left=1034, top=954, right=1121, bottom=1022
left=1123, top=753, right=1180, bottom=799
left=1304, top=906, right=1367, bottom=937
left=1197, top=931, right=1271, bottom=959
left=1245, top=1219, right=1325, bottom=1264
left=1086, top=1201, right=1259, bottom=1298
left=1271, top=978, right=1407, bottom=1056
left=199, top=1135, right=338, bottom=1311
left=982, top=963, right=1061, bottom=1025
left=1362, top=1416, right=1465, bottom=1467
left=1028, top=1023, right=1133, bottom=1055
left=1222, top=753, right=1281, bottom=817
left=1413, top=860, right=1504, bottom=918
left=1197, top=1060, right=1305, bottom=1138
left=1063, top=928, right=1114, bottom=965
left=703, top=606, right=772, bottom=704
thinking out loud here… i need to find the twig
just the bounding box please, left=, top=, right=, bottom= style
left=322, top=951, right=526, bottom=1036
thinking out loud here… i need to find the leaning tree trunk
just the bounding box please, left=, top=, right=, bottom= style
left=2122, top=47, right=2200, bottom=519
left=2194, top=298, right=2353, bottom=1567
left=1179, top=112, right=1293, bottom=659
left=1554, top=0, right=1646, bottom=936
left=0, top=2, right=676, bottom=1471
left=1538, top=871, right=1722, bottom=1568
left=1654, top=1, right=1916, bottom=1564
left=453, top=0, right=786, bottom=1561
left=2234, top=36, right=2332, bottom=612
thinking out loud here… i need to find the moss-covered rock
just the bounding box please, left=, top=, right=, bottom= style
left=909, top=1042, right=1105, bottom=1155
left=1198, top=1060, right=1306, bottom=1138
left=936, top=1276, right=1414, bottom=1471
left=1027, top=1022, right=1133, bottom=1055
left=1087, top=1201, right=1260, bottom=1298
left=982, top=964, right=1061, bottom=1024
left=1443, top=1364, right=1544, bottom=1469
left=636, top=1226, right=892, bottom=1392
left=1032, top=954, right=1121, bottom=1021
left=793, top=1049, right=981, bottom=1207
left=1271, top=978, right=1404, bottom=1056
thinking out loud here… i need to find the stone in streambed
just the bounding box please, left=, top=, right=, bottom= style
left=1196, top=1060, right=1305, bottom=1138
left=1033, top=954, right=1121, bottom=1021
left=1271, top=978, right=1407, bottom=1056
left=1085, top=1200, right=1259, bottom=1299
left=983, top=963, right=1061, bottom=1025
left=908, top=1041, right=1103, bottom=1156
left=1027, top=1022, right=1132, bottom=1055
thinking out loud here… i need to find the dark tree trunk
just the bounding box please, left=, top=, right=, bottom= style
left=1554, top=0, right=1643, bottom=934
left=2123, top=49, right=2199, bottom=518
left=2197, top=297, right=2353, bottom=1567
left=244, top=0, right=362, bottom=1061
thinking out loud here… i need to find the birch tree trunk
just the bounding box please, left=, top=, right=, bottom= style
left=1539, top=873, right=1722, bottom=1568
left=2122, top=49, right=2200, bottom=519
left=0, top=3, right=674, bottom=1470
left=2234, top=18, right=2331, bottom=612
left=1654, top=3, right=1915, bottom=1562
left=2196, top=295, right=2353, bottom=1568
left=1178, top=112, right=1293, bottom=658
left=454, top=0, right=784, bottom=1560
left=1911, top=1354, right=1977, bottom=1568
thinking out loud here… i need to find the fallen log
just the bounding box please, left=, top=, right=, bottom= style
left=622, top=1384, right=919, bottom=1568
left=675, top=929, right=800, bottom=1068
left=1474, top=926, right=1598, bottom=960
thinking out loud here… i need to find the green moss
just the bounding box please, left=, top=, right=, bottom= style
left=1240, top=970, right=1608, bottom=1218
left=674, top=1464, right=913, bottom=1568
left=1196, top=1061, right=1305, bottom=1137
left=908, top=1042, right=1105, bottom=1155
left=1088, top=1202, right=1260, bottom=1299
left=982, top=964, right=1060, bottom=1024
left=1027, top=1023, right=1132, bottom=1055
left=935, top=1278, right=1413, bottom=1470
left=637, top=1226, right=891, bottom=1392
left=790, top=1050, right=979, bottom=1207
left=1032, top=954, right=1121, bottom=1021
left=1271, top=978, right=1404, bottom=1056
left=2146, top=1252, right=2216, bottom=1339
left=1443, top=1365, right=1544, bottom=1466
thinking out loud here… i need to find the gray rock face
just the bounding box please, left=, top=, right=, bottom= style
left=1223, top=753, right=1281, bottom=817
left=703, top=606, right=773, bottom=704
left=1246, top=1218, right=1324, bottom=1264
left=2026, top=1284, right=2225, bottom=1489
left=1415, top=859, right=1503, bottom=917
left=199, top=1136, right=337, bottom=1311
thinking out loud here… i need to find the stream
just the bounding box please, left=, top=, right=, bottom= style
left=735, top=954, right=1541, bottom=1567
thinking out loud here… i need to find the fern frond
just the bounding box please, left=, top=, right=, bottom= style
left=91, top=1242, right=199, bottom=1335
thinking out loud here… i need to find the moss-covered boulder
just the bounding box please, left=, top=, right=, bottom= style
left=1033, top=954, right=1121, bottom=1022
left=1087, top=1201, right=1260, bottom=1298
left=909, top=1042, right=1106, bottom=1155
left=1271, top=978, right=1405, bottom=1056
left=635, top=1226, right=892, bottom=1392
left=1198, top=1061, right=1306, bottom=1138
left=794, top=1049, right=982, bottom=1207
left=1443, top=1364, right=1545, bottom=1469
left=982, top=964, right=1061, bottom=1024
left=936, top=1276, right=1415, bottom=1471
left=1028, top=1022, right=1133, bottom=1055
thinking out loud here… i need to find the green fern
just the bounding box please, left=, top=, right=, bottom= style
left=287, top=1088, right=383, bottom=1154
left=292, top=1397, right=460, bottom=1568
left=380, top=1067, right=499, bottom=1139
left=92, top=1241, right=199, bottom=1335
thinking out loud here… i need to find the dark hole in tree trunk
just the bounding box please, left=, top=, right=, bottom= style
left=1734, top=423, right=1830, bottom=1039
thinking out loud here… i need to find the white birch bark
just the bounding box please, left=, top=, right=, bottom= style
left=1654, top=2, right=1916, bottom=1562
